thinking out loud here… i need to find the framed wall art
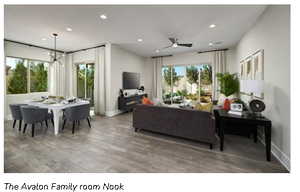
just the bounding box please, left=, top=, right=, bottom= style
left=239, top=49, right=264, bottom=98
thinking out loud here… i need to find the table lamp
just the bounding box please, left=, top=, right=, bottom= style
left=246, top=80, right=264, bottom=100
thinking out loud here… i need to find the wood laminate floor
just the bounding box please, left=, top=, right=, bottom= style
left=4, top=113, right=288, bottom=173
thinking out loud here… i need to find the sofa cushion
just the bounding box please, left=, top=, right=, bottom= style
left=195, top=102, right=213, bottom=112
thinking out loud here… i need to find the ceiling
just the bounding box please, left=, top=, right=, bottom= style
left=4, top=5, right=267, bottom=57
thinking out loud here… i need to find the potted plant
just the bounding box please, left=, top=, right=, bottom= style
left=216, top=72, right=239, bottom=110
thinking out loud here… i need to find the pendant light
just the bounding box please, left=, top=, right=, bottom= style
left=50, top=33, right=64, bottom=65
left=53, top=33, right=58, bottom=62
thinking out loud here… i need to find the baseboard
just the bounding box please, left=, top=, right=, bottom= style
left=105, top=110, right=123, bottom=117
left=257, top=132, right=290, bottom=171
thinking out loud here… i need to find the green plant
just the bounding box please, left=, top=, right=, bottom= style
left=176, top=89, right=187, bottom=97
left=186, top=66, right=199, bottom=84
left=216, top=72, right=239, bottom=97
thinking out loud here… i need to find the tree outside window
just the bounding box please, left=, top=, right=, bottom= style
left=162, top=64, right=212, bottom=104
left=6, top=57, right=49, bottom=94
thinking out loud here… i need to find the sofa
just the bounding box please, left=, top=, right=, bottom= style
left=132, top=104, right=217, bottom=149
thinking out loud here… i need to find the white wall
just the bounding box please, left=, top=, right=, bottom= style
left=4, top=41, right=51, bottom=119
left=227, top=5, right=290, bottom=169
left=72, top=49, right=95, bottom=63
left=107, top=44, right=147, bottom=116
left=5, top=41, right=51, bottom=62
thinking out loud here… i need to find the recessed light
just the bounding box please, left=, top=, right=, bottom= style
left=137, top=38, right=143, bottom=42
left=42, top=38, right=47, bottom=41
left=66, top=27, right=72, bottom=32
left=100, top=14, right=107, bottom=20
left=155, top=49, right=160, bottom=53
left=209, top=24, right=216, bottom=28
left=209, top=42, right=213, bottom=46
left=172, top=43, right=178, bottom=48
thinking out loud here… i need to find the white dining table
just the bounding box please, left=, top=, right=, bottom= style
left=25, top=100, right=90, bottom=135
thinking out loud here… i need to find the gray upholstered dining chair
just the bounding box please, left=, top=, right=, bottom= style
left=20, top=106, right=50, bottom=137
left=44, top=110, right=54, bottom=128
left=9, top=104, right=28, bottom=131
left=62, top=104, right=91, bottom=134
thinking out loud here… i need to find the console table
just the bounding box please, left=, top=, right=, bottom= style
left=118, top=94, right=147, bottom=112
left=214, top=109, right=272, bottom=161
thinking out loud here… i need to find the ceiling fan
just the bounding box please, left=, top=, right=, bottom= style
left=49, top=33, right=65, bottom=65
left=157, top=38, right=193, bottom=52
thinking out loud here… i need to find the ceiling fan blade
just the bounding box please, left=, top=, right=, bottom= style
left=168, top=38, right=176, bottom=44
left=161, top=45, right=173, bottom=50
left=178, top=43, right=193, bottom=47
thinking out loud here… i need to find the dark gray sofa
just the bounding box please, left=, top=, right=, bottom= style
left=132, top=104, right=217, bottom=149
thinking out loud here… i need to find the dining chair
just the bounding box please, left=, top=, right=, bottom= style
left=44, top=110, right=54, bottom=128
left=20, top=106, right=49, bottom=137
left=9, top=104, right=28, bottom=131
left=62, top=104, right=91, bottom=134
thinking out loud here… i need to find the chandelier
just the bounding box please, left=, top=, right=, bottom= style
left=49, top=33, right=65, bottom=65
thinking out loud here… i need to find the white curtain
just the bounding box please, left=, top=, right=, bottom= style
left=152, top=57, right=163, bottom=100
left=212, top=50, right=227, bottom=100
left=65, top=53, right=77, bottom=97
left=49, top=54, right=66, bottom=96
left=94, top=47, right=106, bottom=115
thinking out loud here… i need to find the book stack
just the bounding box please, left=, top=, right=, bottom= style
left=228, top=110, right=242, bottom=116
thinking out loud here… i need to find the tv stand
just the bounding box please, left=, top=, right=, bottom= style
left=118, top=94, right=147, bottom=112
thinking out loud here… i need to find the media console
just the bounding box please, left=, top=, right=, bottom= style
left=118, top=93, right=147, bottom=112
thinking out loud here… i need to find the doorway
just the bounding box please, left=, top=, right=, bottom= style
left=76, top=63, right=95, bottom=107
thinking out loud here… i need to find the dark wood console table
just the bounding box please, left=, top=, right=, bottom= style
left=118, top=94, right=147, bottom=112
left=214, top=109, right=272, bottom=161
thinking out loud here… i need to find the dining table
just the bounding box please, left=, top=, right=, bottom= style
left=25, top=99, right=90, bottom=135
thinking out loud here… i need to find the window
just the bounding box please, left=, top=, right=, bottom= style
left=76, top=63, right=95, bottom=106
left=162, top=64, right=212, bottom=104
left=6, top=57, right=49, bottom=94
left=30, top=60, right=49, bottom=92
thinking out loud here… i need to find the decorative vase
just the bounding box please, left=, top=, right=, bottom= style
left=223, top=98, right=231, bottom=111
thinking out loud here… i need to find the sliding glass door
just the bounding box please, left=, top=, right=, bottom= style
left=162, top=64, right=212, bottom=104
left=77, top=63, right=94, bottom=106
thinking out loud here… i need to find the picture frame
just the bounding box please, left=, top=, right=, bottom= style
left=239, top=49, right=264, bottom=99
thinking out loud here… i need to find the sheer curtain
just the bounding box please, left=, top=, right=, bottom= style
left=152, top=57, right=163, bottom=101
left=94, top=47, right=106, bottom=115
left=65, top=53, right=77, bottom=97
left=49, top=54, right=66, bottom=96
left=212, top=50, right=227, bottom=100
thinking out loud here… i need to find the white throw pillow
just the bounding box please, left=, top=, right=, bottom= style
left=153, top=98, right=162, bottom=106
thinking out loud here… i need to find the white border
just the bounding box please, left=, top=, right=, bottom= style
left=1, top=1, right=299, bottom=192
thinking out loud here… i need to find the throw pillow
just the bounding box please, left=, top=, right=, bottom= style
left=142, top=97, right=154, bottom=105
left=195, top=102, right=213, bottom=112
left=153, top=98, right=162, bottom=106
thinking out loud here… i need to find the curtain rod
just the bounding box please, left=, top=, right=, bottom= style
left=67, top=44, right=106, bottom=54
left=4, top=39, right=65, bottom=53
left=4, top=39, right=106, bottom=55
left=198, top=48, right=228, bottom=54
left=151, top=54, right=173, bottom=59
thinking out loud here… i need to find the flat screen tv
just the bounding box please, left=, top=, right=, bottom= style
left=123, top=72, right=140, bottom=89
